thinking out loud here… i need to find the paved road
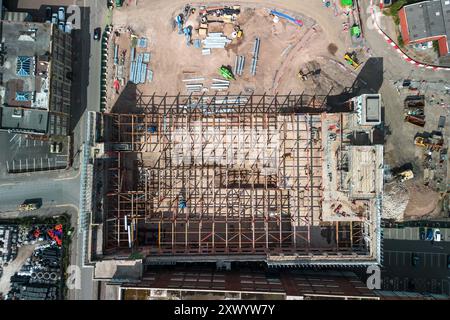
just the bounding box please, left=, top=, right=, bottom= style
left=0, top=174, right=80, bottom=212
left=358, top=0, right=449, bottom=83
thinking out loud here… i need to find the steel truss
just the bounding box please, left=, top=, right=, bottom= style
left=104, top=94, right=367, bottom=258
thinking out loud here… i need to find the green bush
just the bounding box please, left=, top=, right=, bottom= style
left=432, top=40, right=439, bottom=53
left=398, top=34, right=404, bottom=47
left=387, top=0, right=407, bottom=16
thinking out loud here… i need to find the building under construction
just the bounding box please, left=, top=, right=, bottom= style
left=98, top=93, right=383, bottom=266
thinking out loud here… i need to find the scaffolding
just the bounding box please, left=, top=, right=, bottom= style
left=103, top=94, right=373, bottom=261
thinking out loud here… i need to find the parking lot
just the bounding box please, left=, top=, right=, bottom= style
left=383, top=250, right=448, bottom=269
left=382, top=274, right=450, bottom=295
left=383, top=227, right=449, bottom=242
left=382, top=239, right=450, bottom=295
left=0, top=132, right=69, bottom=174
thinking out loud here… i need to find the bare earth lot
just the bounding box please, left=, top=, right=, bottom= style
left=107, top=1, right=356, bottom=111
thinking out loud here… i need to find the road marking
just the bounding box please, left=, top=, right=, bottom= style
left=6, top=161, right=9, bottom=172
left=9, top=134, right=17, bottom=143
left=54, top=204, right=79, bottom=211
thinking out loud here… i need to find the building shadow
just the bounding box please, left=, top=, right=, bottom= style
left=70, top=6, right=91, bottom=132
left=326, top=57, right=384, bottom=112
left=109, top=82, right=139, bottom=114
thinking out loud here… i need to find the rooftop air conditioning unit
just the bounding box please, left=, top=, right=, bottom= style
left=12, top=108, right=23, bottom=118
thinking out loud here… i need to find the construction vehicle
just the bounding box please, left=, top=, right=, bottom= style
left=18, top=203, right=38, bottom=211
left=414, top=135, right=443, bottom=151
left=183, top=26, right=192, bottom=46
left=404, top=95, right=425, bottom=108
left=396, top=169, right=414, bottom=182
left=219, top=66, right=235, bottom=80
left=175, top=14, right=183, bottom=34
left=405, top=115, right=425, bottom=127
left=234, top=25, right=243, bottom=38
left=298, top=67, right=321, bottom=81
left=344, top=52, right=360, bottom=69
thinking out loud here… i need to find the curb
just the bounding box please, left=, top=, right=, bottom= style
left=370, top=0, right=450, bottom=72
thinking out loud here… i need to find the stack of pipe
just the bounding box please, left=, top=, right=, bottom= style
left=183, top=78, right=205, bottom=93
left=211, top=78, right=230, bottom=91
left=130, top=53, right=148, bottom=84
left=202, top=32, right=232, bottom=49
left=114, top=44, right=119, bottom=65
left=234, top=55, right=245, bottom=76
left=250, top=37, right=260, bottom=76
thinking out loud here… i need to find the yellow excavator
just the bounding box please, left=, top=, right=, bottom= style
left=344, top=52, right=360, bottom=70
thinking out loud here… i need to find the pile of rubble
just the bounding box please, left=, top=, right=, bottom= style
left=382, top=183, right=409, bottom=221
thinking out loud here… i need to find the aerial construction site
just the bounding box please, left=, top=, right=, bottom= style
left=97, top=92, right=383, bottom=265
left=88, top=2, right=384, bottom=267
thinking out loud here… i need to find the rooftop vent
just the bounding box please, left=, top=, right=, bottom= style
left=12, top=108, right=23, bottom=118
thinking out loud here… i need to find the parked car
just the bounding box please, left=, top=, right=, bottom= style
left=51, top=13, right=58, bottom=24
left=433, top=229, right=441, bottom=242
left=58, top=7, right=65, bottom=22
left=65, top=21, right=72, bottom=34
left=419, top=227, right=425, bottom=240
left=94, top=27, right=101, bottom=40
left=411, top=253, right=420, bottom=267
left=425, top=228, right=434, bottom=241
left=45, top=7, right=52, bottom=23
left=58, top=21, right=65, bottom=32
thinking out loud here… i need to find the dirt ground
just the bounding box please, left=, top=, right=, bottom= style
left=403, top=181, right=443, bottom=220
left=106, top=3, right=356, bottom=111
left=0, top=243, right=38, bottom=296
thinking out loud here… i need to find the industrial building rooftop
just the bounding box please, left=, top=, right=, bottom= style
left=399, top=0, right=450, bottom=56
left=0, top=20, right=52, bottom=134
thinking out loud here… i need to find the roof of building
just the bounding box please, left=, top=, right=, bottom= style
left=0, top=106, right=48, bottom=133
left=402, top=0, right=450, bottom=54
left=0, top=21, right=52, bottom=133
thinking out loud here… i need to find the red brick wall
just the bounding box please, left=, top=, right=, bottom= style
left=399, top=8, right=410, bottom=44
